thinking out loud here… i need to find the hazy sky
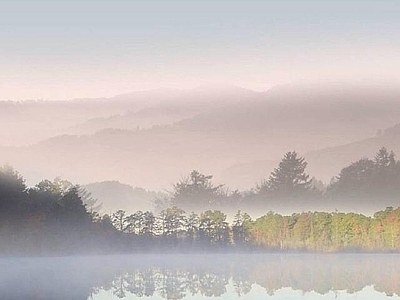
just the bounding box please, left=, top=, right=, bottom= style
left=1, top=0, right=399, bottom=100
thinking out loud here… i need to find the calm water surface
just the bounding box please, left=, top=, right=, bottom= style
left=1, top=254, right=399, bottom=299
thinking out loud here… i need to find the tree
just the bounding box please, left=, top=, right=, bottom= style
left=375, top=147, right=396, bottom=170
left=170, top=170, right=223, bottom=211
left=198, top=210, right=230, bottom=247
left=0, top=165, right=27, bottom=217
left=186, top=212, right=199, bottom=243
left=251, top=211, right=285, bottom=249
left=35, top=177, right=73, bottom=195
left=327, top=158, right=375, bottom=197
left=112, top=210, right=129, bottom=232
left=259, top=151, right=312, bottom=197
left=372, top=147, right=398, bottom=195
left=159, top=206, right=186, bottom=239
left=232, top=211, right=252, bottom=247
left=141, top=211, right=156, bottom=237
left=327, top=148, right=400, bottom=199
left=54, top=186, right=90, bottom=226
left=77, top=186, right=102, bottom=214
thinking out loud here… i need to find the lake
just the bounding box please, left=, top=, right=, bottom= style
left=1, top=253, right=399, bottom=299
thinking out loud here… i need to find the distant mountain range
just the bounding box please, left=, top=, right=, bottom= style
left=222, top=123, right=400, bottom=190
left=305, top=123, right=400, bottom=182
left=83, top=181, right=165, bottom=214
left=1, top=83, right=400, bottom=200
left=0, top=85, right=256, bottom=146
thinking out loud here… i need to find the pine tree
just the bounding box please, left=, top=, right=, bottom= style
left=262, top=151, right=312, bottom=197
left=375, top=147, right=396, bottom=170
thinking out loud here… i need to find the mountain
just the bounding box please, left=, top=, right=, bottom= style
left=2, top=83, right=400, bottom=194
left=1, top=86, right=254, bottom=146
left=0, top=91, right=156, bottom=146
left=65, top=84, right=259, bottom=135
left=220, top=160, right=278, bottom=191
left=222, top=123, right=400, bottom=191
left=83, top=181, right=166, bottom=214
left=305, top=123, right=400, bottom=182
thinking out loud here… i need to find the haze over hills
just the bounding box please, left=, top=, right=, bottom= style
left=1, top=86, right=243, bottom=146
left=65, top=85, right=256, bottom=136
left=83, top=181, right=165, bottom=214
left=222, top=124, right=400, bottom=190
left=305, top=123, right=400, bottom=182
left=1, top=83, right=400, bottom=197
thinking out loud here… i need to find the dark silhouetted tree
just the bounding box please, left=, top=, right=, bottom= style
left=0, top=165, right=27, bottom=220
left=375, top=147, right=396, bottom=170
left=170, top=170, right=223, bottom=211
left=51, top=186, right=90, bottom=230
left=328, top=148, right=400, bottom=198
left=259, top=151, right=312, bottom=197
left=328, top=158, right=375, bottom=197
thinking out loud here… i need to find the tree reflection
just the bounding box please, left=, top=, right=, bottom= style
left=3, top=254, right=400, bottom=299
left=100, top=255, right=400, bottom=298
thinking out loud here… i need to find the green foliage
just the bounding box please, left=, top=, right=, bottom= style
left=249, top=208, right=400, bottom=252
left=159, top=206, right=186, bottom=237
left=199, top=210, right=230, bottom=246
left=232, top=211, right=252, bottom=247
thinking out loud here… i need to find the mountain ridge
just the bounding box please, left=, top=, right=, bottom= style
left=2, top=84, right=400, bottom=195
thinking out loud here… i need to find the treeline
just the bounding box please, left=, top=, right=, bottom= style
left=157, top=147, right=400, bottom=214
left=0, top=167, right=113, bottom=255
left=1, top=147, right=400, bottom=254
left=251, top=208, right=400, bottom=251
left=108, top=208, right=249, bottom=251
left=107, top=207, right=400, bottom=252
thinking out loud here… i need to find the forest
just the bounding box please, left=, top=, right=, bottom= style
left=1, top=147, right=400, bottom=255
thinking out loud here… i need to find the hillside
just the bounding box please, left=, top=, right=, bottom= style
left=305, top=124, right=400, bottom=182
left=83, top=181, right=165, bottom=214
left=222, top=123, right=400, bottom=192
left=1, top=84, right=400, bottom=194
left=1, top=86, right=248, bottom=146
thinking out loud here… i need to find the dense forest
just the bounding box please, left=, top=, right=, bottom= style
left=1, top=147, right=400, bottom=255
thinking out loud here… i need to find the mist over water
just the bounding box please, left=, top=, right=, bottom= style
left=1, top=254, right=400, bottom=300
left=1, top=2, right=400, bottom=299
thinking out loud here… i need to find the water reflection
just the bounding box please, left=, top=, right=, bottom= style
left=1, top=254, right=400, bottom=299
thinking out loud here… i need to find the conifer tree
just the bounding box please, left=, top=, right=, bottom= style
left=261, top=151, right=311, bottom=197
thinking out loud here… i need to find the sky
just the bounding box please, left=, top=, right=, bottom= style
left=0, top=0, right=399, bottom=100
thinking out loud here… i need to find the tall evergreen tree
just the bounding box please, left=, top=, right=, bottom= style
left=375, top=147, right=396, bottom=170
left=260, top=151, right=311, bottom=197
